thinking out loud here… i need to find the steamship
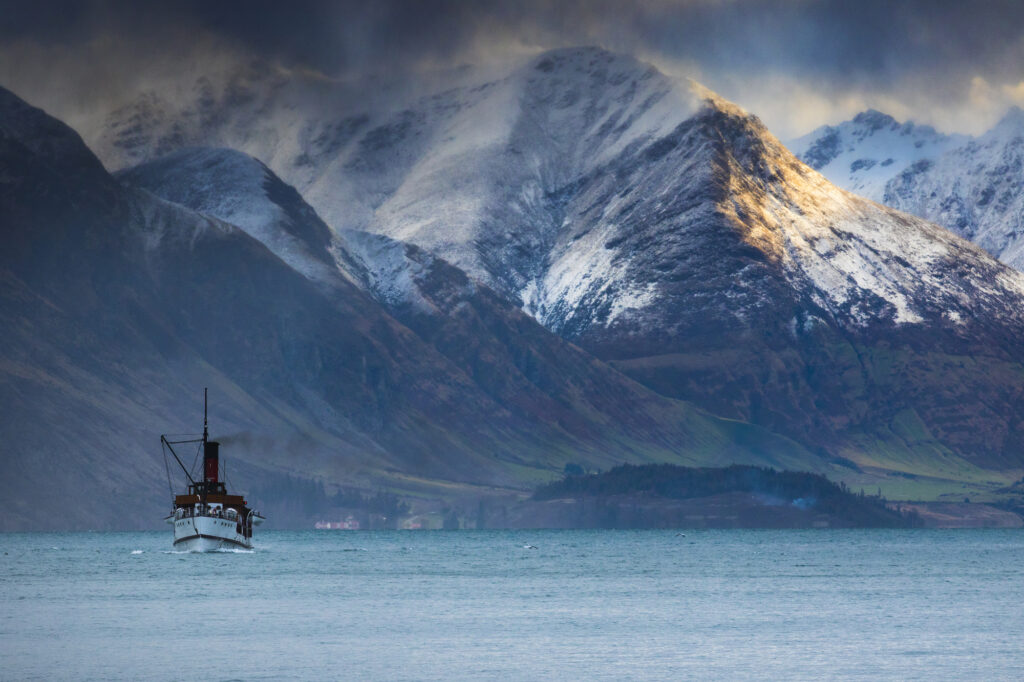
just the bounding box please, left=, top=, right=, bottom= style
left=161, top=390, right=264, bottom=551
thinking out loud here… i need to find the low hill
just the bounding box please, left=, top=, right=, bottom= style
left=495, top=463, right=921, bottom=529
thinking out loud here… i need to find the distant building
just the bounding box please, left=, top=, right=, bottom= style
left=314, top=515, right=360, bottom=530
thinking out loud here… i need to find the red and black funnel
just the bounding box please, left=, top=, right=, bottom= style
left=203, top=440, right=219, bottom=483
left=202, top=387, right=218, bottom=483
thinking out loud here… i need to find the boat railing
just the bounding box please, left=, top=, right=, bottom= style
left=175, top=506, right=248, bottom=521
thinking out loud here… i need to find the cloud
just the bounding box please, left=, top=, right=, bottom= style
left=1, top=0, right=1023, bottom=137
left=1002, top=80, right=1024, bottom=108
left=0, top=29, right=250, bottom=138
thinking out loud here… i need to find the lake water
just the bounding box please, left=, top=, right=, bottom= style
left=2, top=530, right=1023, bottom=680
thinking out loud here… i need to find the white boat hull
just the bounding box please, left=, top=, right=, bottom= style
left=173, top=515, right=252, bottom=552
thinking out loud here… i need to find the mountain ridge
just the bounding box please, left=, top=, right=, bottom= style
left=0, top=84, right=823, bottom=529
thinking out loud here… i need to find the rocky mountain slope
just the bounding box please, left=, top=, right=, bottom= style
left=1, top=86, right=818, bottom=530
left=75, top=47, right=1024, bottom=492
left=116, top=147, right=341, bottom=287
left=566, top=92, right=1024, bottom=479
left=86, top=47, right=1024, bottom=487
left=793, top=107, right=1024, bottom=270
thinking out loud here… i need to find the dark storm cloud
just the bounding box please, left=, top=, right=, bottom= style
left=642, top=0, right=1024, bottom=86
left=2, top=0, right=1024, bottom=135
left=5, top=0, right=1024, bottom=81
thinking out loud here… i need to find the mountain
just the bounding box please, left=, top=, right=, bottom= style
left=884, top=107, right=1024, bottom=269
left=559, top=92, right=1024, bottom=480
left=1, top=87, right=822, bottom=530
left=793, top=107, right=1024, bottom=270
left=83, top=47, right=1024, bottom=493
left=119, top=145, right=820, bottom=475
left=92, top=49, right=699, bottom=299
left=789, top=110, right=964, bottom=202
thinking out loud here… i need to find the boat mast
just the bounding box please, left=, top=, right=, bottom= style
left=202, top=387, right=208, bottom=507
left=203, top=387, right=208, bottom=446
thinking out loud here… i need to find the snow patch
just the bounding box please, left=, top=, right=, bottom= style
left=336, top=230, right=435, bottom=313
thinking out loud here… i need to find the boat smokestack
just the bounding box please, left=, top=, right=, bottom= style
left=204, top=441, right=219, bottom=483
left=202, top=388, right=218, bottom=483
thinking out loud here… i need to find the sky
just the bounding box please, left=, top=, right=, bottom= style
left=2, top=0, right=1024, bottom=139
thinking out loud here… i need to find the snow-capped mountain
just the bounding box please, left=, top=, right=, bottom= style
left=789, top=110, right=964, bottom=202
left=4, top=86, right=819, bottom=529
left=86, top=47, right=1024, bottom=476
left=793, top=107, right=1024, bottom=270
left=884, top=107, right=1024, bottom=269
left=556, top=93, right=1024, bottom=339
left=94, top=48, right=699, bottom=300
left=525, top=86, right=1024, bottom=472
left=94, top=49, right=1022, bottom=338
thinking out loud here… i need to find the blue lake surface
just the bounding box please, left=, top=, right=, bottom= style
left=2, top=530, right=1023, bottom=680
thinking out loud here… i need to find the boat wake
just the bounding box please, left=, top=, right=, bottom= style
left=160, top=546, right=256, bottom=554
